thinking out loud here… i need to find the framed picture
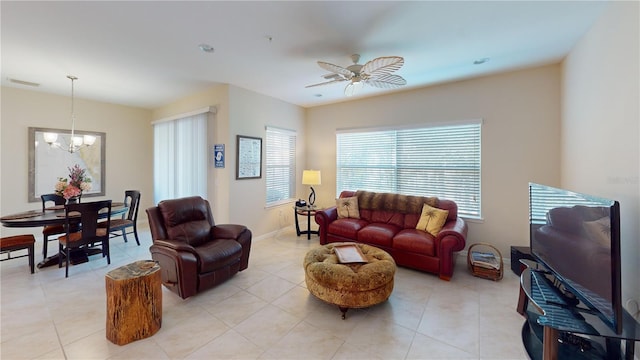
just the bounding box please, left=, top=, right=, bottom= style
left=28, top=127, right=106, bottom=202
left=236, top=135, right=262, bottom=179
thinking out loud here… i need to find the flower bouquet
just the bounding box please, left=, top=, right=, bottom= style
left=55, top=164, right=92, bottom=200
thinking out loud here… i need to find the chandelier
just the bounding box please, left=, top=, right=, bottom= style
left=43, top=75, right=95, bottom=153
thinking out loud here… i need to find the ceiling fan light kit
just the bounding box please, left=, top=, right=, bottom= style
left=306, top=54, right=406, bottom=97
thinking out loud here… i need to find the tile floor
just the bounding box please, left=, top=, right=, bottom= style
left=1, top=226, right=529, bottom=359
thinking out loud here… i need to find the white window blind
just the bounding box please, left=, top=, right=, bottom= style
left=336, top=122, right=482, bottom=218
left=266, top=126, right=296, bottom=206
left=153, top=113, right=208, bottom=203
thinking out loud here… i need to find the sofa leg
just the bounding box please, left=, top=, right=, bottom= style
left=439, top=274, right=452, bottom=281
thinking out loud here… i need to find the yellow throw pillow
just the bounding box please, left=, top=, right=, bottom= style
left=336, top=196, right=360, bottom=219
left=416, top=203, right=449, bottom=236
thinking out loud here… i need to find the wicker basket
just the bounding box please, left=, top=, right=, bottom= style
left=467, top=243, right=503, bottom=281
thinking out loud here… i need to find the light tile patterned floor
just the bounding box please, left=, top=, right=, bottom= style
left=1, top=226, right=528, bottom=359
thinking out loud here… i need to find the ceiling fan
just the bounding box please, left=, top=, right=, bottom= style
left=306, top=54, right=406, bottom=96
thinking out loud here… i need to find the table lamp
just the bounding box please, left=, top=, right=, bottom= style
left=302, top=170, right=321, bottom=206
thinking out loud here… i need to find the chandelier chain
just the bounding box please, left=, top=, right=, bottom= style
left=67, top=75, right=77, bottom=149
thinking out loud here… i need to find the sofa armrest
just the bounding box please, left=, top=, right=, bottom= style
left=437, top=217, right=468, bottom=249
left=435, top=217, right=468, bottom=280
left=315, top=207, right=338, bottom=245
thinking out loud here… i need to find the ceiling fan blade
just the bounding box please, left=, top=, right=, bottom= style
left=364, top=74, right=407, bottom=89
left=305, top=78, right=347, bottom=88
left=323, top=73, right=343, bottom=80
left=317, top=61, right=354, bottom=79
left=361, top=56, right=404, bottom=77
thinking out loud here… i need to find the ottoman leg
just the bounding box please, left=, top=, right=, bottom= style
left=339, top=306, right=349, bottom=320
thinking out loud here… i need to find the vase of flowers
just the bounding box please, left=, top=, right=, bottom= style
left=55, top=164, right=92, bottom=202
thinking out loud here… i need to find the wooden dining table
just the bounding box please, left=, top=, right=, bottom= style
left=1, top=202, right=128, bottom=268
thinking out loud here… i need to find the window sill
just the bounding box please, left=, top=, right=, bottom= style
left=265, top=199, right=295, bottom=209
left=461, top=216, right=484, bottom=224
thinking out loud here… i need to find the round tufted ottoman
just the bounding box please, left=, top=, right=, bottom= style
left=304, top=242, right=396, bottom=319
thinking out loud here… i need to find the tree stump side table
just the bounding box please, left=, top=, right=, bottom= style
left=105, top=260, right=162, bottom=345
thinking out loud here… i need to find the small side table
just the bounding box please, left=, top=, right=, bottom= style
left=106, top=260, right=162, bottom=345
left=294, top=206, right=319, bottom=240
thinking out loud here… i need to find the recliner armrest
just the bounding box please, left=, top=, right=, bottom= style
left=211, top=224, right=248, bottom=239
left=152, top=239, right=198, bottom=255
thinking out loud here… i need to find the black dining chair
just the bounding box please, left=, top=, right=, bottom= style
left=58, top=200, right=112, bottom=278
left=41, top=193, right=67, bottom=259
left=99, top=190, right=141, bottom=246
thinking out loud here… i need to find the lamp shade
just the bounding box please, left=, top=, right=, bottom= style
left=302, top=170, right=321, bottom=185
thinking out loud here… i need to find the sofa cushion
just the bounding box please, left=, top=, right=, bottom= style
left=393, top=229, right=436, bottom=256
left=328, top=218, right=368, bottom=239
left=337, top=196, right=360, bottom=219
left=370, top=210, right=405, bottom=228
left=195, top=240, right=242, bottom=273
left=403, top=213, right=422, bottom=229
left=416, top=203, right=449, bottom=236
left=357, top=223, right=399, bottom=247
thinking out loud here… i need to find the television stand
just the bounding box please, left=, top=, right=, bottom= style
left=518, top=262, right=640, bottom=360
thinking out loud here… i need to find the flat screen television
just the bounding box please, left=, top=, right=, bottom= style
left=529, top=183, right=622, bottom=334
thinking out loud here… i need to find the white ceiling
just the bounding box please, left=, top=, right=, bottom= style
left=1, top=1, right=608, bottom=109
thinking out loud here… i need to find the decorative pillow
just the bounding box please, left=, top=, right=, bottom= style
left=583, top=217, right=611, bottom=248
left=415, top=203, right=449, bottom=236
left=336, top=196, right=360, bottom=219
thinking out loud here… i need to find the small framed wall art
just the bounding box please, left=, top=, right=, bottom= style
left=236, top=135, right=262, bottom=179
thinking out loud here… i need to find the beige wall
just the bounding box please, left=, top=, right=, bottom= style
left=152, top=84, right=307, bottom=237
left=307, top=64, right=562, bottom=258
left=561, top=1, right=639, bottom=308
left=0, top=86, right=153, bottom=237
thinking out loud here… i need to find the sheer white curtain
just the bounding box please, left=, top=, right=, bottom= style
left=153, top=112, right=208, bottom=203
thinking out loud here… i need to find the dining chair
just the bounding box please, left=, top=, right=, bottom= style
left=41, top=193, right=67, bottom=259
left=99, top=190, right=141, bottom=246
left=58, top=200, right=112, bottom=278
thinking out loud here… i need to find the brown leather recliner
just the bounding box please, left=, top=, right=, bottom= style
left=146, top=196, right=251, bottom=299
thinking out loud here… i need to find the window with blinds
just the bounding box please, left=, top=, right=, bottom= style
left=336, top=122, right=482, bottom=218
left=266, top=127, right=296, bottom=206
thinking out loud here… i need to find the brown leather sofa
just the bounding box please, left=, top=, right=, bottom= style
left=146, top=196, right=251, bottom=299
left=315, top=190, right=467, bottom=280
